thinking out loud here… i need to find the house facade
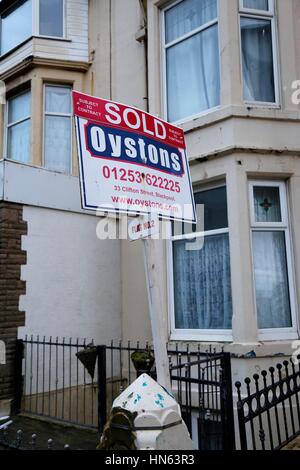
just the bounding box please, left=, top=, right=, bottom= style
left=1, top=0, right=300, bottom=427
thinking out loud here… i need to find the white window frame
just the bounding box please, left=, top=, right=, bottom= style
left=42, top=83, right=72, bottom=174
left=168, top=184, right=233, bottom=342
left=34, top=0, right=66, bottom=40
left=0, top=0, right=34, bottom=56
left=238, top=0, right=280, bottom=107
left=161, top=0, right=220, bottom=125
left=249, top=180, right=298, bottom=341
left=4, top=88, right=31, bottom=162
left=0, top=0, right=66, bottom=56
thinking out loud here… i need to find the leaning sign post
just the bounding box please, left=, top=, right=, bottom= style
left=73, top=91, right=196, bottom=390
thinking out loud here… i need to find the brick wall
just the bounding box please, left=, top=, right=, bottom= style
left=0, top=202, right=27, bottom=402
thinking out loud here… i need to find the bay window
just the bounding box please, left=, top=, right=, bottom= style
left=6, top=89, right=31, bottom=163
left=163, top=0, right=220, bottom=123
left=0, top=0, right=65, bottom=56
left=249, top=181, right=297, bottom=339
left=239, top=0, right=278, bottom=104
left=43, top=84, right=72, bottom=174
left=0, top=0, right=32, bottom=55
left=169, top=186, right=232, bottom=340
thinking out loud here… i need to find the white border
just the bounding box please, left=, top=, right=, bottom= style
left=238, top=0, right=280, bottom=107
left=4, top=88, right=32, bottom=162
left=167, top=185, right=233, bottom=342
left=161, top=0, right=221, bottom=124
left=42, top=83, right=72, bottom=174
left=248, top=180, right=299, bottom=341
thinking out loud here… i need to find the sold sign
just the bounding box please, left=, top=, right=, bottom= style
left=73, top=91, right=196, bottom=224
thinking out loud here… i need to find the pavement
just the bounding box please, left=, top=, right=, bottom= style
left=282, top=436, right=300, bottom=451
left=0, top=414, right=99, bottom=450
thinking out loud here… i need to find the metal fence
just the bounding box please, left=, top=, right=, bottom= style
left=15, top=336, right=106, bottom=430
left=16, top=336, right=235, bottom=450
left=235, top=357, right=300, bottom=450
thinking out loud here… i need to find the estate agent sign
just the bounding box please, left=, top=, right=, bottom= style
left=73, top=91, right=196, bottom=223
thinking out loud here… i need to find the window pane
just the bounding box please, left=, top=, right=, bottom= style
left=165, top=0, right=217, bottom=43
left=241, top=17, right=275, bottom=102
left=173, top=233, right=232, bottom=330
left=44, top=115, right=71, bottom=173
left=194, top=186, right=228, bottom=231
left=253, top=186, right=282, bottom=223
left=7, top=120, right=31, bottom=163
left=253, top=231, right=292, bottom=329
left=8, top=90, right=31, bottom=124
left=167, top=24, right=220, bottom=122
left=39, top=0, right=63, bottom=37
left=45, top=86, right=71, bottom=114
left=1, top=0, right=32, bottom=55
left=243, top=0, right=269, bottom=10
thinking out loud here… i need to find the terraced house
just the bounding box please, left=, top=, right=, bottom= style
left=0, top=0, right=300, bottom=449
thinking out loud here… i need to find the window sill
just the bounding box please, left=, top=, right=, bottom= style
left=170, top=331, right=233, bottom=343
left=244, top=101, right=281, bottom=110
left=178, top=104, right=300, bottom=137
left=168, top=339, right=299, bottom=358
left=3, top=157, right=73, bottom=177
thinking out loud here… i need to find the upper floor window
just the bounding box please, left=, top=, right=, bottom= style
left=6, top=89, right=31, bottom=163
left=163, top=0, right=220, bottom=123
left=39, top=0, right=64, bottom=38
left=43, top=84, right=72, bottom=174
left=239, top=0, right=278, bottom=104
left=0, top=0, right=65, bottom=56
left=1, top=0, right=32, bottom=56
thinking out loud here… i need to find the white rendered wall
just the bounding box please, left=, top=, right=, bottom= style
left=19, top=206, right=121, bottom=343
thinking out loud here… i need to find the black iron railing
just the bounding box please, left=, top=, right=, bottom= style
left=16, top=336, right=106, bottom=430
left=235, top=356, right=300, bottom=450
left=16, top=336, right=235, bottom=449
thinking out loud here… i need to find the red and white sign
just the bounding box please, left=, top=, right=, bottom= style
left=73, top=91, right=196, bottom=223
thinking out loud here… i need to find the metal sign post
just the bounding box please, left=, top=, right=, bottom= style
left=142, top=231, right=171, bottom=390
left=73, top=91, right=196, bottom=393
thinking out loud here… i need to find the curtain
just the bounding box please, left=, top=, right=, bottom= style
left=165, top=0, right=217, bottom=44
left=167, top=24, right=220, bottom=122
left=252, top=231, right=292, bottom=329
left=7, top=120, right=31, bottom=163
left=173, top=233, right=232, bottom=330
left=7, top=90, right=31, bottom=163
left=45, top=86, right=71, bottom=114
left=1, top=0, right=32, bottom=55
left=241, top=17, right=275, bottom=102
left=44, top=115, right=71, bottom=173
left=44, top=86, right=71, bottom=173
